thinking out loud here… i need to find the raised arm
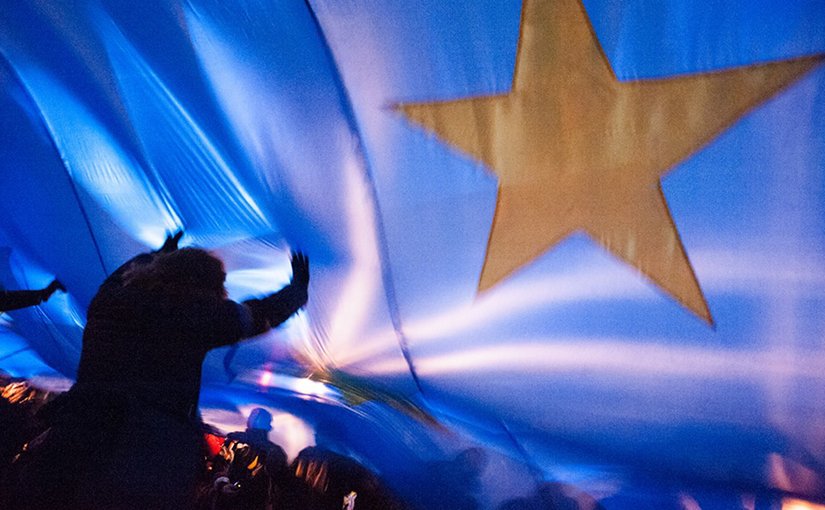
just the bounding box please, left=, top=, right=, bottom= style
left=0, top=279, right=65, bottom=312
left=198, top=252, right=310, bottom=349
left=240, top=252, right=310, bottom=336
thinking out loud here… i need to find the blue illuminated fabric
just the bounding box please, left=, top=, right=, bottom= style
left=0, top=0, right=823, bottom=506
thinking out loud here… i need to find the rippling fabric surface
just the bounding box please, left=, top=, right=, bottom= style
left=1, top=1, right=824, bottom=507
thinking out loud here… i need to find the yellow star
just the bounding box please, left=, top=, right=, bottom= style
left=399, top=0, right=820, bottom=323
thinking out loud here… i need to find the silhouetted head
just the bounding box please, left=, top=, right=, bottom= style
left=247, top=407, right=273, bottom=432
left=124, top=248, right=227, bottom=300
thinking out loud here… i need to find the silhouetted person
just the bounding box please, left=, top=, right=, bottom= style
left=7, top=232, right=309, bottom=510
left=283, top=445, right=407, bottom=510
left=224, top=408, right=283, bottom=455
left=0, top=279, right=64, bottom=312
left=203, top=407, right=290, bottom=510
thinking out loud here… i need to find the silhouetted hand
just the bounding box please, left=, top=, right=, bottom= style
left=41, top=279, right=66, bottom=301
left=159, top=230, right=184, bottom=253
left=290, top=252, right=309, bottom=289
left=240, top=252, right=310, bottom=335
left=289, top=252, right=309, bottom=310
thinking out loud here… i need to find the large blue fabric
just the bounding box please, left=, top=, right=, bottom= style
left=1, top=1, right=823, bottom=507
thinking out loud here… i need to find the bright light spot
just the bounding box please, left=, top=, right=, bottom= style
left=783, top=499, right=825, bottom=510
left=259, top=371, right=273, bottom=387
left=237, top=371, right=337, bottom=400
left=291, top=377, right=334, bottom=397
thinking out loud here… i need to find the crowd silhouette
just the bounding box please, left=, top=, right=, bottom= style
left=0, top=233, right=459, bottom=509
left=2, top=233, right=772, bottom=510
left=0, top=233, right=312, bottom=509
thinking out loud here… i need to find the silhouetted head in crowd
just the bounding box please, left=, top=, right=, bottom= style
left=123, top=247, right=227, bottom=299
left=247, top=407, right=273, bottom=432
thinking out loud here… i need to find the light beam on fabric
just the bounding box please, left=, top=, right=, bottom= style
left=1, top=0, right=824, bottom=505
